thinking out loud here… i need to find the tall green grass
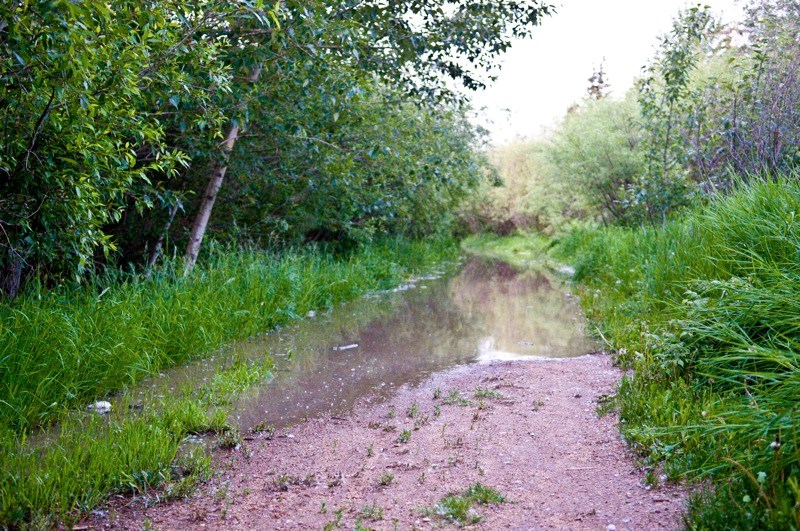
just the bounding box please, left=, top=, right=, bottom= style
left=554, top=178, right=800, bottom=528
left=0, top=237, right=458, bottom=526
left=0, top=360, right=252, bottom=527
left=0, top=238, right=458, bottom=432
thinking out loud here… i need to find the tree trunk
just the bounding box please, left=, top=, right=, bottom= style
left=183, top=65, right=261, bottom=275
left=146, top=203, right=179, bottom=277
left=0, top=250, right=24, bottom=299
left=183, top=123, right=239, bottom=275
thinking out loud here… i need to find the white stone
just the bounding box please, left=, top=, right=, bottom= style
left=87, top=401, right=112, bottom=414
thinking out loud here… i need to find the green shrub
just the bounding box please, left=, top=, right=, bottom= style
left=554, top=178, right=800, bottom=526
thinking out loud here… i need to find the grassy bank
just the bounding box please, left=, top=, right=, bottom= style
left=551, top=180, right=800, bottom=528
left=461, top=233, right=552, bottom=270
left=0, top=237, right=459, bottom=526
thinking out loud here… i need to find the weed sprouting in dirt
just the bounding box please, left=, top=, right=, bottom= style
left=442, top=389, right=469, bottom=407
left=397, top=429, right=411, bottom=444
left=360, top=500, right=384, bottom=521
left=473, top=386, right=503, bottom=400
left=353, top=519, right=374, bottom=531
left=217, top=426, right=242, bottom=450
left=250, top=420, right=275, bottom=438
left=423, top=483, right=505, bottom=526
left=595, top=394, right=617, bottom=417
left=377, top=472, right=395, bottom=487
left=323, top=508, right=344, bottom=531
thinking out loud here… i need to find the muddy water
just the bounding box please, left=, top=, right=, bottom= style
left=154, top=258, right=596, bottom=431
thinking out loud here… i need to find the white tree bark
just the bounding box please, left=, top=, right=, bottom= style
left=183, top=65, right=262, bottom=275
left=183, top=123, right=239, bottom=275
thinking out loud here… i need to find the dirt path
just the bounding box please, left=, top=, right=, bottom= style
left=93, top=354, right=686, bottom=530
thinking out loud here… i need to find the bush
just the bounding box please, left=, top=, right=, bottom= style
left=545, top=94, right=645, bottom=225
left=554, top=177, right=800, bottom=527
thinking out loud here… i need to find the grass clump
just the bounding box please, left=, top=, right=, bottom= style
left=441, top=388, right=469, bottom=407
left=461, top=233, right=552, bottom=271
left=552, top=178, right=800, bottom=527
left=424, top=483, right=505, bottom=526
left=0, top=400, right=209, bottom=527
left=0, top=350, right=264, bottom=527
left=377, top=472, right=395, bottom=487
left=360, top=500, right=384, bottom=521
left=473, top=386, right=502, bottom=400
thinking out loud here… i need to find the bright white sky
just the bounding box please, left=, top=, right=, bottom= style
left=471, top=0, right=744, bottom=145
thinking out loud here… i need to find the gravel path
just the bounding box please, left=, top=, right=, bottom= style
left=91, top=354, right=687, bottom=530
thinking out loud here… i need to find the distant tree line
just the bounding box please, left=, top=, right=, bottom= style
left=469, top=0, right=800, bottom=233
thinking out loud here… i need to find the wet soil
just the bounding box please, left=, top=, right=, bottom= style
left=91, top=354, right=687, bottom=530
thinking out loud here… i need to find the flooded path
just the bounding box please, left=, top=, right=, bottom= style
left=152, top=258, right=596, bottom=431
left=95, top=258, right=689, bottom=530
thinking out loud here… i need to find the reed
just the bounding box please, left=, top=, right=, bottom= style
left=554, top=177, right=800, bottom=528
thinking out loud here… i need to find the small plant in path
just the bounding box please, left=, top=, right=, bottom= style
left=378, top=472, right=395, bottom=487
left=360, top=500, right=384, bottom=521
left=473, top=386, right=503, bottom=400
left=323, top=508, right=344, bottom=531
left=217, top=426, right=242, bottom=450
left=423, top=483, right=505, bottom=526
left=442, top=388, right=469, bottom=406
left=595, top=394, right=616, bottom=417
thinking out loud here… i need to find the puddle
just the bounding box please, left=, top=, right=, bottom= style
left=142, top=258, right=596, bottom=431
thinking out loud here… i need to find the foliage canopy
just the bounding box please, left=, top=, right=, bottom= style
left=0, top=0, right=554, bottom=295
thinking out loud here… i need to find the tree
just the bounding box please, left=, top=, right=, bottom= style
left=635, top=4, right=715, bottom=224
left=631, top=0, right=800, bottom=196
left=0, top=0, right=555, bottom=291
left=181, top=0, right=554, bottom=272
left=587, top=59, right=609, bottom=100
left=0, top=0, right=248, bottom=296
left=546, top=93, right=645, bottom=225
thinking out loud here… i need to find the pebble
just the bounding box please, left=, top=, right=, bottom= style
left=86, top=401, right=112, bottom=414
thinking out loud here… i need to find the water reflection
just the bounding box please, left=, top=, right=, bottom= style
left=450, top=259, right=596, bottom=361
left=154, top=258, right=596, bottom=430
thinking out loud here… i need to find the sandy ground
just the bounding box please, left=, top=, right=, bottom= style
left=88, top=354, right=687, bottom=530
